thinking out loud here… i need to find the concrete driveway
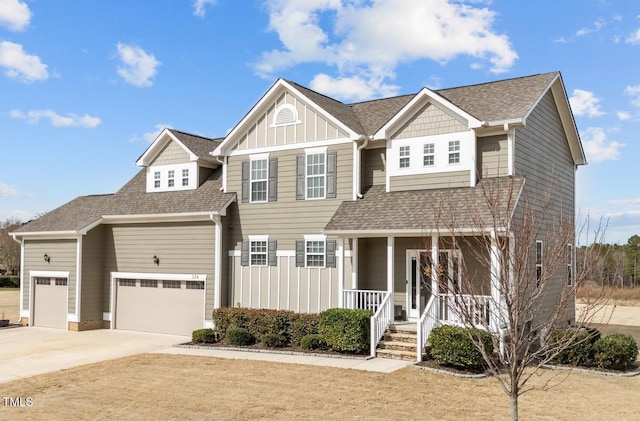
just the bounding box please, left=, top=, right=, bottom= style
left=0, top=327, right=189, bottom=384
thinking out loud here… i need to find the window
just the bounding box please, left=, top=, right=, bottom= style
left=250, top=159, right=268, bottom=202
left=35, top=277, right=50, bottom=285
left=536, top=240, right=543, bottom=286
left=186, top=281, right=204, bottom=290
left=163, top=280, right=181, bottom=289
left=182, top=169, right=189, bottom=187
left=141, top=280, right=158, bottom=288
left=567, top=244, right=573, bottom=286
left=154, top=171, right=161, bottom=188
left=55, top=278, right=68, bottom=286
left=306, top=153, right=326, bottom=199
left=306, top=240, right=325, bottom=267
left=250, top=240, right=268, bottom=266
left=448, top=140, right=460, bottom=164
left=119, top=279, right=136, bottom=287
left=423, top=143, right=435, bottom=166
left=167, top=170, right=175, bottom=187
left=399, top=145, right=410, bottom=168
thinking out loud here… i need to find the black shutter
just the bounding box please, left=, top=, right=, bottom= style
left=268, top=240, right=277, bottom=266
left=241, top=160, right=250, bottom=203
left=296, top=155, right=305, bottom=200
left=240, top=240, right=249, bottom=266
left=325, top=240, right=336, bottom=268
left=295, top=240, right=305, bottom=267
left=268, top=157, right=278, bottom=202
left=326, top=151, right=337, bottom=199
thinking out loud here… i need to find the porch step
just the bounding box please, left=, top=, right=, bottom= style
left=383, top=332, right=416, bottom=344
left=375, top=348, right=417, bottom=361
left=376, top=327, right=423, bottom=361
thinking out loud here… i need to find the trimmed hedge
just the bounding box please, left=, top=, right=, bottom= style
left=550, top=327, right=600, bottom=367
left=429, top=325, right=493, bottom=369
left=226, top=327, right=255, bottom=346
left=0, top=276, right=19, bottom=288
left=300, top=334, right=326, bottom=351
left=261, top=333, right=287, bottom=348
left=290, top=313, right=320, bottom=346
left=192, top=328, right=220, bottom=344
left=593, top=334, right=638, bottom=371
left=318, top=308, right=372, bottom=353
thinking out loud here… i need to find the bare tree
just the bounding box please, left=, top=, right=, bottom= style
left=0, top=218, right=22, bottom=275
left=425, top=177, right=611, bottom=421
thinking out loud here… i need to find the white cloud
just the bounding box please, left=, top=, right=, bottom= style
left=0, top=41, right=48, bottom=82
left=576, top=19, right=604, bottom=37
left=130, top=124, right=170, bottom=143
left=617, top=111, right=631, bottom=121
left=625, top=85, right=640, bottom=107
left=0, top=210, right=32, bottom=222
left=581, top=127, right=623, bottom=163
left=0, top=0, right=31, bottom=31
left=625, top=28, right=640, bottom=45
left=193, top=0, right=217, bottom=17
left=10, top=109, right=101, bottom=128
left=0, top=182, right=19, bottom=197
left=115, top=43, right=160, bottom=87
left=569, top=89, right=604, bottom=117
left=256, top=0, right=517, bottom=100
left=310, top=73, right=399, bottom=101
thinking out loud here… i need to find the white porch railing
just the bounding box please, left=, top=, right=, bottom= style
left=438, top=294, right=492, bottom=329
left=370, top=293, right=393, bottom=358
left=416, top=295, right=438, bottom=362
left=343, top=289, right=387, bottom=312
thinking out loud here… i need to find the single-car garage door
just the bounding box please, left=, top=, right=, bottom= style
left=114, top=277, right=205, bottom=336
left=33, top=276, right=68, bottom=329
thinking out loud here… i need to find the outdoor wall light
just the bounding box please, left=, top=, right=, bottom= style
left=43, top=253, right=50, bottom=263
left=153, top=255, right=160, bottom=265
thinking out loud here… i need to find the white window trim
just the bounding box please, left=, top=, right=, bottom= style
left=423, top=143, right=435, bottom=167
left=448, top=140, right=461, bottom=165
left=181, top=169, right=189, bottom=187
left=146, top=162, right=198, bottom=193
left=271, top=103, right=301, bottom=127
left=249, top=153, right=269, bottom=203
left=305, top=147, right=327, bottom=200
left=249, top=235, right=269, bottom=267
left=304, top=234, right=326, bottom=268
left=399, top=145, right=411, bottom=169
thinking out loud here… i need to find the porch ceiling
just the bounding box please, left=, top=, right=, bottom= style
left=324, top=177, right=524, bottom=234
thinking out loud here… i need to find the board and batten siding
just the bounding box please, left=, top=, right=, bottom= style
left=477, top=134, right=509, bottom=179
left=389, top=170, right=469, bottom=192
left=226, top=142, right=354, bottom=250
left=103, top=222, right=216, bottom=319
left=361, top=148, right=386, bottom=188
left=391, top=102, right=468, bottom=139
left=230, top=254, right=352, bottom=313
left=235, top=91, right=349, bottom=150
left=81, top=225, right=105, bottom=322
left=513, top=89, right=576, bottom=323
left=23, top=239, right=78, bottom=314
left=150, top=140, right=190, bottom=166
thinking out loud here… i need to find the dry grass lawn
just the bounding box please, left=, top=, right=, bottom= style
left=0, top=289, right=19, bottom=322
left=1, top=353, right=639, bottom=420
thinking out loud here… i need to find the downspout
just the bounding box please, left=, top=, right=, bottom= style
left=210, top=213, right=223, bottom=311
left=356, top=136, right=370, bottom=199
left=11, top=234, right=23, bottom=324
left=213, top=156, right=227, bottom=192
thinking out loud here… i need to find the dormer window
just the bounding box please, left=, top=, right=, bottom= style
left=273, top=104, right=299, bottom=126
left=168, top=170, right=175, bottom=187
left=154, top=171, right=161, bottom=188
left=146, top=163, right=197, bottom=193
left=182, top=169, right=189, bottom=187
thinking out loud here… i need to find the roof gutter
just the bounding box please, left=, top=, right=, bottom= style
left=355, top=135, right=370, bottom=199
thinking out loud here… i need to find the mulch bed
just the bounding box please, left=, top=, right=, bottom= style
left=184, top=340, right=370, bottom=359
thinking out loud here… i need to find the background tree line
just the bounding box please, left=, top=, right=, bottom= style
left=578, top=234, right=640, bottom=288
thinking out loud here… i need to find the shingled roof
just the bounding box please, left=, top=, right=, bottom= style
left=324, top=177, right=525, bottom=233
left=167, top=129, right=223, bottom=160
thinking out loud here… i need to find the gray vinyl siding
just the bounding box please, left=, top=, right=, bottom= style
left=357, top=237, right=387, bottom=291
left=103, top=222, right=216, bottom=319
left=513, top=89, right=576, bottom=323
left=459, top=237, right=490, bottom=295
left=391, top=102, right=467, bottom=139
left=80, top=226, right=105, bottom=322
left=477, top=134, right=508, bottom=179
left=227, top=142, right=353, bottom=250
left=389, top=170, right=469, bottom=191
left=361, top=148, right=386, bottom=188
left=23, top=239, right=77, bottom=313
left=151, top=140, right=190, bottom=165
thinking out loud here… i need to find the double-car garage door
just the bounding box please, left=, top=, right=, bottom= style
left=114, top=277, right=205, bottom=336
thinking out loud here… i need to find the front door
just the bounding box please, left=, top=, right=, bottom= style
left=406, top=250, right=431, bottom=319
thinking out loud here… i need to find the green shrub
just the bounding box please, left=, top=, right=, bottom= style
left=261, top=333, right=287, bottom=348
left=0, top=276, right=19, bottom=288
left=290, top=313, right=320, bottom=346
left=212, top=307, right=249, bottom=335
left=593, top=334, right=638, bottom=371
left=429, top=325, right=493, bottom=369
left=192, top=328, right=220, bottom=344
left=212, top=308, right=300, bottom=346
left=550, top=327, right=600, bottom=367
left=300, top=334, right=326, bottom=351
left=318, top=308, right=372, bottom=353
left=226, top=327, right=255, bottom=346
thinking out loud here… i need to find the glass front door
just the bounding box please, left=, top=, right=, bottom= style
left=406, top=250, right=432, bottom=319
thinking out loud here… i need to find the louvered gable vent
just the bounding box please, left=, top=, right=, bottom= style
left=273, top=104, right=298, bottom=126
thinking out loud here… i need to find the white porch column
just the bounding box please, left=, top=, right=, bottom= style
left=351, top=238, right=358, bottom=290
left=338, top=238, right=344, bottom=308
left=490, top=231, right=501, bottom=331
left=431, top=235, right=439, bottom=297
left=387, top=236, right=394, bottom=294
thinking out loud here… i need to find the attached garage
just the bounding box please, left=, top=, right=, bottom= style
left=112, top=273, right=206, bottom=336
left=32, top=275, right=68, bottom=329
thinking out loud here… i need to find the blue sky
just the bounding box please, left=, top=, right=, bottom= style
left=1, top=0, right=638, bottom=244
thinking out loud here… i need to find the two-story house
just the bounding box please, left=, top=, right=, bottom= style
left=12, top=72, right=585, bottom=355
